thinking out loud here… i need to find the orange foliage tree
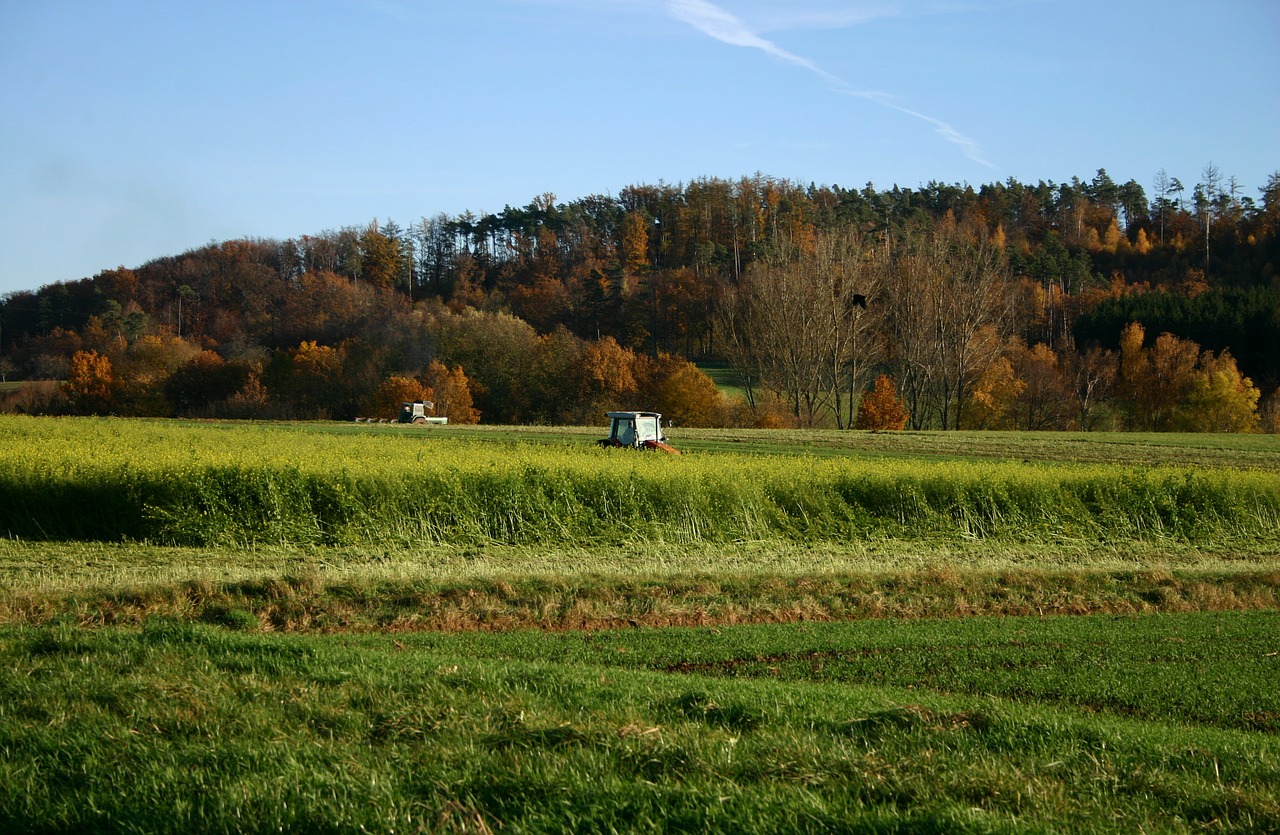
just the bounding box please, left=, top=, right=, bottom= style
left=423, top=360, right=479, bottom=424
left=855, top=374, right=909, bottom=430
left=1118, top=322, right=1260, bottom=431
left=220, top=372, right=271, bottom=419
left=636, top=353, right=726, bottom=427
left=1008, top=339, right=1070, bottom=430
left=581, top=336, right=639, bottom=415
left=365, top=375, right=432, bottom=420
left=64, top=350, right=115, bottom=414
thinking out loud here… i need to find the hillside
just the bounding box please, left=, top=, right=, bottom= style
left=1, top=170, right=1278, bottom=429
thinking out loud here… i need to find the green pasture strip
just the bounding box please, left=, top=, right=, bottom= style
left=2, top=622, right=1277, bottom=833
left=405, top=611, right=1279, bottom=733
left=4, top=540, right=1278, bottom=632
left=4, top=416, right=1279, bottom=549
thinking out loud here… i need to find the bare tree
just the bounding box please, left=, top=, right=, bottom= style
left=791, top=228, right=887, bottom=428
left=886, top=219, right=1012, bottom=429
left=1062, top=342, right=1117, bottom=431
left=717, top=227, right=885, bottom=426
left=1152, top=169, right=1171, bottom=245
left=1198, top=161, right=1223, bottom=271
left=884, top=229, right=941, bottom=428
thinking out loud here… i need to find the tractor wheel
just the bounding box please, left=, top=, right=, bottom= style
left=412, top=416, right=426, bottom=425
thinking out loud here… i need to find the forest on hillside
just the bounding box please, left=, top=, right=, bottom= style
left=2, top=167, right=1278, bottom=431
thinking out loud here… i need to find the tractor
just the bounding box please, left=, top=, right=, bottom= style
left=398, top=401, right=448, bottom=425
left=596, top=411, right=680, bottom=453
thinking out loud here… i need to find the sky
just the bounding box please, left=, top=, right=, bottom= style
left=1, top=0, right=1277, bottom=297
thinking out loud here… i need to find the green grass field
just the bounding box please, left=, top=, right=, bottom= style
left=2, top=416, right=1278, bottom=832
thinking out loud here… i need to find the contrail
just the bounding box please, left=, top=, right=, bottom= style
left=666, top=0, right=843, bottom=84
left=665, top=0, right=995, bottom=169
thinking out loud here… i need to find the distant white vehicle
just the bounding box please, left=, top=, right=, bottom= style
left=597, top=411, right=679, bottom=453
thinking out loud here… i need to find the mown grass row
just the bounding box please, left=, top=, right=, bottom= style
left=2, top=616, right=1277, bottom=833
left=8, top=562, right=1280, bottom=637
left=3, top=417, right=1279, bottom=548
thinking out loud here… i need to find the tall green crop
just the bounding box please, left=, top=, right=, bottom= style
left=2, top=416, right=1277, bottom=548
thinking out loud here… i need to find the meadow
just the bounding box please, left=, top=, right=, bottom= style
left=1, top=415, right=1278, bottom=832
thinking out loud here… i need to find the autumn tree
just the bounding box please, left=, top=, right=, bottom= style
left=1179, top=351, right=1261, bottom=432
left=721, top=244, right=828, bottom=425
left=422, top=360, right=479, bottom=424
left=1115, top=323, right=1258, bottom=431
left=265, top=341, right=346, bottom=419
left=963, top=356, right=1023, bottom=430
left=115, top=333, right=201, bottom=416
left=634, top=352, right=726, bottom=427
left=719, top=227, right=883, bottom=427
left=64, top=350, right=115, bottom=414
left=428, top=306, right=539, bottom=423
left=365, top=375, right=432, bottom=420
left=580, top=336, right=639, bottom=418
left=1007, top=339, right=1070, bottom=430
left=219, top=371, right=271, bottom=419
left=855, top=374, right=909, bottom=430
left=1116, top=322, right=1152, bottom=430
left=525, top=327, right=590, bottom=424
left=1144, top=331, right=1200, bottom=430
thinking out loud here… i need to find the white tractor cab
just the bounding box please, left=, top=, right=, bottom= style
left=597, top=411, right=680, bottom=453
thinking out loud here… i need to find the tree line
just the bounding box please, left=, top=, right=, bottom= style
left=1, top=166, right=1277, bottom=431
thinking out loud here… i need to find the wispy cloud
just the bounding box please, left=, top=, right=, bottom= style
left=664, top=0, right=996, bottom=169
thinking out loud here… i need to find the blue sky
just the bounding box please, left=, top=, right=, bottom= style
left=1, top=0, right=1277, bottom=296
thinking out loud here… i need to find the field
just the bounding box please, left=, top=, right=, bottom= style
left=1, top=415, right=1278, bottom=832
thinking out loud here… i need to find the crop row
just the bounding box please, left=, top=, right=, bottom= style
left=3, top=416, right=1279, bottom=547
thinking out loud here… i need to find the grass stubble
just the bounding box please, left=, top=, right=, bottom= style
left=1, top=417, right=1279, bottom=832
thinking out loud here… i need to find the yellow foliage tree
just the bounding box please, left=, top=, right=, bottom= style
left=1102, top=218, right=1123, bottom=253
left=855, top=374, right=909, bottom=430
left=1179, top=351, right=1261, bottom=432
left=963, top=355, right=1023, bottom=429
left=620, top=212, right=650, bottom=274
left=286, top=341, right=345, bottom=419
